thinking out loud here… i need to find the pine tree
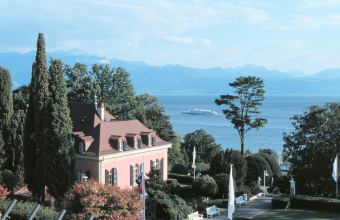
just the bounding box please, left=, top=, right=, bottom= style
left=23, top=33, right=50, bottom=201
left=0, top=67, right=13, bottom=169
left=111, top=67, right=137, bottom=119
left=46, top=59, right=74, bottom=199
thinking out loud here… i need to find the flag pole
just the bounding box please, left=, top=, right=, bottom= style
left=336, top=154, right=338, bottom=199
left=142, top=157, right=146, bottom=220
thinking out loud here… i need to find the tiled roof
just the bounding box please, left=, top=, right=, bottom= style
left=69, top=103, right=170, bottom=156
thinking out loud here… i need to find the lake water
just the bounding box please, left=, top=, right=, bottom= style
left=156, top=95, right=340, bottom=154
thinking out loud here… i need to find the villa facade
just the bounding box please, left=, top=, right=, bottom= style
left=69, top=102, right=171, bottom=188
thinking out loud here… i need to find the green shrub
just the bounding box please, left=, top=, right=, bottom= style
left=272, top=196, right=290, bottom=209
left=171, top=164, right=188, bottom=174
left=237, top=182, right=261, bottom=198
left=260, top=153, right=282, bottom=178
left=245, top=154, right=272, bottom=185
left=0, top=200, right=58, bottom=220
left=290, top=195, right=340, bottom=213
left=273, top=175, right=290, bottom=194
left=203, top=199, right=228, bottom=208
left=213, top=173, right=229, bottom=198
left=225, top=149, right=247, bottom=186
left=168, top=173, right=194, bottom=185
left=192, top=176, right=218, bottom=199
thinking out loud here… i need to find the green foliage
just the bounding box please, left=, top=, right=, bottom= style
left=245, top=154, right=272, bottom=185
left=135, top=94, right=185, bottom=168
left=258, top=148, right=279, bottom=161
left=0, top=170, right=19, bottom=193
left=0, top=200, right=58, bottom=219
left=213, top=173, right=229, bottom=198
left=64, top=180, right=142, bottom=220
left=182, top=129, right=221, bottom=164
left=283, top=103, right=340, bottom=196
left=272, top=196, right=290, bottom=209
left=192, top=175, right=218, bottom=198
left=0, top=67, right=13, bottom=169
left=236, top=182, right=261, bottom=198
left=110, top=67, right=137, bottom=119
left=225, top=148, right=247, bottom=186
left=91, top=63, right=114, bottom=107
left=273, top=175, right=290, bottom=194
left=260, top=153, right=281, bottom=178
left=146, top=189, right=192, bottom=220
left=168, top=173, right=194, bottom=185
left=209, top=151, right=227, bottom=176
left=171, top=164, right=187, bottom=174
left=23, top=33, right=50, bottom=201
left=216, top=76, right=267, bottom=155
left=65, top=63, right=98, bottom=103
left=46, top=59, right=74, bottom=199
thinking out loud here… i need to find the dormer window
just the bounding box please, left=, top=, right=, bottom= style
left=122, top=140, right=127, bottom=151
left=134, top=138, right=138, bottom=149
left=79, top=142, right=85, bottom=153
left=138, top=138, right=142, bottom=148
left=152, top=136, right=156, bottom=146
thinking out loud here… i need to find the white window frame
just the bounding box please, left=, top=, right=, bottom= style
left=119, top=141, right=123, bottom=151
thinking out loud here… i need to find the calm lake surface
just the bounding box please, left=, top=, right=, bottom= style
left=157, top=95, right=340, bottom=153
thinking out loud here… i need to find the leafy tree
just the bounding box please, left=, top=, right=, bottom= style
left=260, top=153, right=282, bottom=178
left=258, top=148, right=279, bottom=161
left=182, top=129, right=221, bottom=164
left=216, top=76, right=267, bottom=155
left=23, top=33, right=50, bottom=201
left=192, top=175, right=218, bottom=199
left=245, top=154, right=272, bottom=185
left=65, top=63, right=98, bottom=103
left=64, top=180, right=142, bottom=220
left=135, top=94, right=185, bottom=168
left=110, top=67, right=137, bottom=119
left=209, top=150, right=227, bottom=176
left=213, top=173, right=229, bottom=198
left=225, top=148, right=247, bottom=186
left=0, top=67, right=13, bottom=169
left=46, top=59, right=74, bottom=199
left=283, top=103, right=340, bottom=196
left=91, top=63, right=114, bottom=108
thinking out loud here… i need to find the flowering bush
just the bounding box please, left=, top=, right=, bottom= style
left=0, top=184, right=9, bottom=200
left=64, top=180, right=142, bottom=220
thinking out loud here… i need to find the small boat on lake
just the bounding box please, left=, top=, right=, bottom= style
left=182, top=108, right=218, bottom=116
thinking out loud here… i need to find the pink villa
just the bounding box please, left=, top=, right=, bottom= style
left=69, top=102, right=171, bottom=188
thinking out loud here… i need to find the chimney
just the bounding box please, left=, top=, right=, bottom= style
left=96, top=102, right=105, bottom=121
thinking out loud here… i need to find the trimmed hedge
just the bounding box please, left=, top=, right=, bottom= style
left=203, top=199, right=228, bottom=208
left=272, top=196, right=290, bottom=209
left=0, top=200, right=58, bottom=219
left=168, top=173, right=194, bottom=185
left=272, top=195, right=340, bottom=213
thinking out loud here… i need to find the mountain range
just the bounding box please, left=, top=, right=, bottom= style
left=1, top=50, right=340, bottom=95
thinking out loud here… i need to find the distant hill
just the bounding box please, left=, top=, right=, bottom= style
left=0, top=50, right=339, bottom=95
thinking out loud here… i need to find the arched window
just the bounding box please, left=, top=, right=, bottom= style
left=109, top=168, right=117, bottom=185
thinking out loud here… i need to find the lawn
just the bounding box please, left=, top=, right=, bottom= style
left=253, top=209, right=340, bottom=220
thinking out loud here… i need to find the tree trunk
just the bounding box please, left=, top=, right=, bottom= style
left=240, top=128, right=245, bottom=156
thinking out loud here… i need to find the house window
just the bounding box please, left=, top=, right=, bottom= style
left=109, top=168, right=117, bottom=185
left=79, top=170, right=88, bottom=181
left=153, top=159, right=160, bottom=169
left=138, top=138, right=142, bottom=148
left=148, top=136, right=152, bottom=146
left=79, top=142, right=85, bottom=153
left=130, top=164, right=139, bottom=186
left=152, top=137, right=156, bottom=145
left=122, top=140, right=127, bottom=150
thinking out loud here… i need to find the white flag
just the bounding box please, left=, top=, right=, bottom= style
left=228, top=165, right=235, bottom=220
left=332, top=155, right=338, bottom=182
left=192, top=147, right=196, bottom=169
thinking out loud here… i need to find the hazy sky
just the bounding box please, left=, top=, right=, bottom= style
left=2, top=0, right=340, bottom=74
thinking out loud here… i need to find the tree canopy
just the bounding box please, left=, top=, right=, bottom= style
left=216, top=76, right=267, bottom=155
left=182, top=129, right=221, bottom=164
left=283, top=103, right=340, bottom=196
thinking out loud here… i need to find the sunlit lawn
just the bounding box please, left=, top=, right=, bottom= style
left=253, top=209, right=340, bottom=220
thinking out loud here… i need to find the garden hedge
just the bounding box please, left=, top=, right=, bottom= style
left=272, top=195, right=340, bottom=213
left=0, top=200, right=58, bottom=220
left=168, top=173, right=194, bottom=185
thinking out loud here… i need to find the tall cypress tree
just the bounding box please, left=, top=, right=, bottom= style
left=0, top=67, right=13, bottom=169
left=46, top=59, right=74, bottom=199
left=23, top=33, right=50, bottom=201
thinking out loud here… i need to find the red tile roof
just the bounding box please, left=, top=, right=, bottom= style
left=69, top=103, right=170, bottom=155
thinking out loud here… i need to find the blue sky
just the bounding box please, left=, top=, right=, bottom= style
left=2, top=0, right=340, bottom=74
